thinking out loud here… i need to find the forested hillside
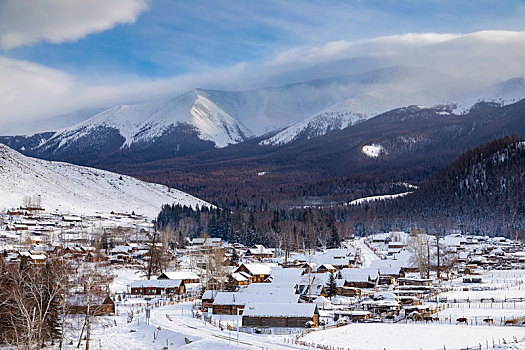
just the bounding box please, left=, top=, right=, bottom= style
left=356, top=136, right=525, bottom=237
left=155, top=136, right=525, bottom=247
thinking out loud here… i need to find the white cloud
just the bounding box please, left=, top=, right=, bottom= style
left=0, top=0, right=149, bottom=50
left=1, top=30, right=525, bottom=127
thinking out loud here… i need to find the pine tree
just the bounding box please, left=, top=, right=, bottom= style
left=326, top=272, right=337, bottom=299
left=230, top=249, right=239, bottom=266
left=224, top=275, right=237, bottom=292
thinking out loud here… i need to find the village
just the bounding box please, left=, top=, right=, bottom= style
left=1, top=205, right=525, bottom=350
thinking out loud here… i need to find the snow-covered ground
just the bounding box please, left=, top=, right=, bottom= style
left=301, top=323, right=524, bottom=350
left=60, top=301, right=251, bottom=350
left=442, top=270, right=525, bottom=300
left=0, top=144, right=211, bottom=218
left=64, top=253, right=525, bottom=350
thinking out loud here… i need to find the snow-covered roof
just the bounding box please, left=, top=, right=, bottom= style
left=373, top=292, right=398, bottom=301
left=268, top=267, right=303, bottom=285
left=243, top=283, right=296, bottom=293
left=232, top=272, right=249, bottom=282
left=159, top=271, right=200, bottom=280
left=341, top=268, right=377, bottom=282
left=242, top=303, right=317, bottom=318
left=334, top=310, right=370, bottom=316
left=247, top=245, right=272, bottom=255
left=202, top=290, right=219, bottom=300
left=316, top=263, right=336, bottom=271
left=131, top=279, right=183, bottom=288
left=236, top=263, right=274, bottom=276
left=213, top=290, right=299, bottom=306
left=111, top=245, right=133, bottom=253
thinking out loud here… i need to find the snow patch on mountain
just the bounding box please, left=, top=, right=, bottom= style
left=347, top=192, right=412, bottom=206
left=0, top=144, right=211, bottom=217
left=362, top=144, right=384, bottom=158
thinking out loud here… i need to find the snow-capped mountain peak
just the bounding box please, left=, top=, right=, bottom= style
left=40, top=89, right=253, bottom=153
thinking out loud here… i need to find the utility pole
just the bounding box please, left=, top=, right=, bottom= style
left=236, top=307, right=240, bottom=346
left=308, top=247, right=312, bottom=302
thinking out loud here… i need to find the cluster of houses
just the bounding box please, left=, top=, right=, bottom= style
left=3, top=208, right=525, bottom=330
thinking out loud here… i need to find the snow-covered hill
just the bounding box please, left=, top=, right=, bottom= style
left=39, top=89, right=252, bottom=151
left=0, top=144, right=211, bottom=217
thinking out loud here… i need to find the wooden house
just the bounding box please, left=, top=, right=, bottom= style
left=341, top=269, right=377, bottom=288
left=397, top=278, right=433, bottom=286
left=231, top=272, right=251, bottom=286
left=337, top=286, right=361, bottom=297
left=211, top=292, right=248, bottom=315
left=201, top=290, right=219, bottom=309
left=244, top=245, right=273, bottom=259
left=333, top=310, right=371, bottom=322
left=69, top=294, right=115, bottom=316
left=130, top=279, right=185, bottom=295
left=212, top=290, right=299, bottom=315
left=316, top=264, right=336, bottom=274
left=234, top=263, right=272, bottom=283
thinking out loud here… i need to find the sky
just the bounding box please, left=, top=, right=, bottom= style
left=1, top=0, right=525, bottom=125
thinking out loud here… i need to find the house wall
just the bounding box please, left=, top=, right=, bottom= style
left=212, top=304, right=244, bottom=315
left=242, top=315, right=317, bottom=328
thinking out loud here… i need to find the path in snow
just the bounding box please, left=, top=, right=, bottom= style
left=356, top=238, right=380, bottom=268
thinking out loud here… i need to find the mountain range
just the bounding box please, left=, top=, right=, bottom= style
left=1, top=65, right=524, bottom=207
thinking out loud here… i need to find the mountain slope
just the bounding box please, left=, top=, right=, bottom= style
left=0, top=144, right=210, bottom=217
left=0, top=66, right=467, bottom=161
left=259, top=108, right=367, bottom=146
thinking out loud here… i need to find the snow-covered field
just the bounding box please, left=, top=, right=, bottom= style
left=301, top=323, right=524, bottom=350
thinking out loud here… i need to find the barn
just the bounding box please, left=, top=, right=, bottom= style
left=242, top=303, right=319, bottom=328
